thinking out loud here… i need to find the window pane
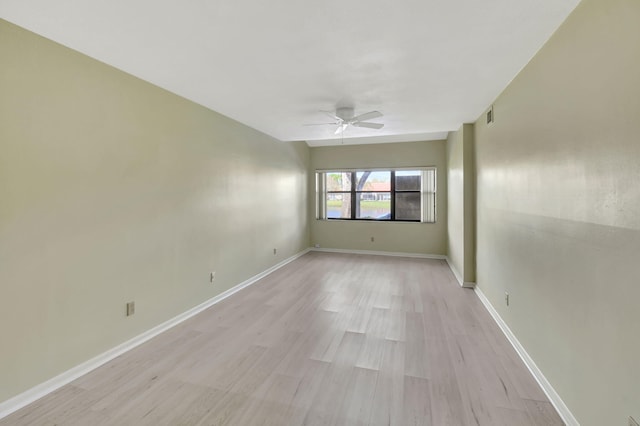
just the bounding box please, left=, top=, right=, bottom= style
left=326, top=193, right=351, bottom=218
left=356, top=171, right=390, bottom=191
left=395, top=193, right=421, bottom=221
left=395, top=170, right=421, bottom=191
left=326, top=172, right=352, bottom=191
left=356, top=193, right=391, bottom=219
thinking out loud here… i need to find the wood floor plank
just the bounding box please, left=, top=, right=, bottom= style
left=302, top=332, right=365, bottom=425
left=355, top=335, right=386, bottom=371
left=368, top=339, right=406, bottom=426
left=494, top=406, right=540, bottom=426
left=523, top=399, right=565, bottom=426
left=158, top=385, right=226, bottom=426
left=338, top=367, right=379, bottom=425
left=226, top=373, right=303, bottom=426
left=403, top=375, right=433, bottom=426
left=0, top=252, right=564, bottom=426
left=283, top=359, right=331, bottom=424
left=404, top=312, right=430, bottom=379
left=427, top=337, right=469, bottom=425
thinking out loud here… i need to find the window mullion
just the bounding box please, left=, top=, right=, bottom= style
left=351, top=172, right=356, bottom=220
left=390, top=171, right=395, bottom=220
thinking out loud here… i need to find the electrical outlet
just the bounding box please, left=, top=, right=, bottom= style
left=314, top=244, right=320, bottom=248
left=370, top=236, right=375, bottom=242
left=630, top=416, right=639, bottom=426
left=210, top=271, right=216, bottom=283
left=126, top=301, right=135, bottom=316
left=505, top=292, right=510, bottom=306
left=273, top=248, right=277, bottom=255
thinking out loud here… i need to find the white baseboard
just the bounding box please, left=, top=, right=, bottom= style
left=474, top=287, right=579, bottom=426
left=0, top=248, right=311, bottom=420
left=311, top=247, right=446, bottom=259
left=444, top=257, right=475, bottom=288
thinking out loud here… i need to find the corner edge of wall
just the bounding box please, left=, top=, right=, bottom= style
left=445, top=256, right=476, bottom=288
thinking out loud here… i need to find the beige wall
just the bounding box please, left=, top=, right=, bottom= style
left=446, top=124, right=475, bottom=284
left=0, top=20, right=309, bottom=402
left=473, top=0, right=640, bottom=424
left=310, top=141, right=447, bottom=255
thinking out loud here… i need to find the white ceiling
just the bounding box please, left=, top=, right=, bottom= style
left=1, top=0, right=580, bottom=145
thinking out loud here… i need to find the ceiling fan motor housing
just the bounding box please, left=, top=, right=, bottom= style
left=336, top=107, right=355, bottom=121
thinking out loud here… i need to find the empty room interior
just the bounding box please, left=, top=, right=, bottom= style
left=1, top=0, right=638, bottom=425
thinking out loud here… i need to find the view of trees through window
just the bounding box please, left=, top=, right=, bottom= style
left=326, top=172, right=352, bottom=219
left=324, top=170, right=425, bottom=221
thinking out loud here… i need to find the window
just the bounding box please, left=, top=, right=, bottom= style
left=316, top=168, right=436, bottom=222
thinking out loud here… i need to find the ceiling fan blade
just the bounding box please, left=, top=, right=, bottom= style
left=352, top=122, right=384, bottom=129
left=334, top=123, right=348, bottom=134
left=303, top=122, right=338, bottom=126
left=320, top=110, right=341, bottom=121
left=351, top=110, right=383, bottom=123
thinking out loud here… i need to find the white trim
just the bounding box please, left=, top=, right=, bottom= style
left=474, top=287, right=579, bottom=426
left=315, top=219, right=435, bottom=225
left=311, top=247, right=445, bottom=259
left=444, top=257, right=475, bottom=288
left=0, top=248, right=311, bottom=420
left=315, top=166, right=436, bottom=173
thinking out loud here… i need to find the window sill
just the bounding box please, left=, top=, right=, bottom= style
left=316, top=219, right=435, bottom=224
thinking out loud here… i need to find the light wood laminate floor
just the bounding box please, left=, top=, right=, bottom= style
left=1, top=252, right=564, bottom=425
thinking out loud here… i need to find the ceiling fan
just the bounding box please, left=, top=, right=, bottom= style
left=306, top=107, right=384, bottom=135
